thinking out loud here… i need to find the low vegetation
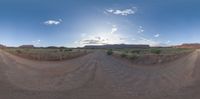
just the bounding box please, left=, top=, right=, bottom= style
left=4, top=48, right=90, bottom=61
left=150, top=48, right=161, bottom=54
left=128, top=53, right=139, bottom=60
left=131, top=49, right=141, bottom=54
left=120, top=53, right=127, bottom=58
left=106, top=49, right=113, bottom=55
left=110, top=47, right=194, bottom=64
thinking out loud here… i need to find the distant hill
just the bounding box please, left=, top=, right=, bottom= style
left=0, top=44, right=6, bottom=48
left=176, top=43, right=200, bottom=49
left=19, top=45, right=34, bottom=48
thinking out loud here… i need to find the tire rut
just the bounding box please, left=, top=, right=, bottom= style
left=0, top=50, right=199, bottom=99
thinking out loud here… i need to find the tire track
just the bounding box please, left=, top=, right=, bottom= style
left=0, top=50, right=98, bottom=91
left=0, top=50, right=199, bottom=99
left=97, top=51, right=198, bottom=97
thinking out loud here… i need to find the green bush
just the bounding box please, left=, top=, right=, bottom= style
left=151, top=49, right=161, bottom=54
left=128, top=54, right=139, bottom=60
left=64, top=49, right=72, bottom=51
left=120, top=53, right=127, bottom=57
left=131, top=50, right=141, bottom=54
left=107, top=49, right=113, bottom=55
left=59, top=48, right=64, bottom=52
left=16, top=50, right=22, bottom=54
left=25, top=48, right=30, bottom=52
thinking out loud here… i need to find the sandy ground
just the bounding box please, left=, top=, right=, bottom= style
left=0, top=49, right=200, bottom=99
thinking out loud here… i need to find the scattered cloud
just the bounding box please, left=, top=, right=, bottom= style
left=166, top=40, right=171, bottom=44
left=111, top=25, right=118, bottom=34
left=32, top=40, right=41, bottom=45
left=78, top=33, right=124, bottom=45
left=137, top=26, right=144, bottom=33
left=76, top=25, right=126, bottom=46
left=105, top=7, right=137, bottom=16
left=132, top=37, right=161, bottom=46
left=81, top=39, right=106, bottom=45
left=131, top=36, right=172, bottom=46
left=75, top=24, right=164, bottom=47
left=114, top=9, right=135, bottom=16
left=44, top=19, right=62, bottom=25
left=154, top=34, right=160, bottom=38
left=106, top=9, right=114, bottom=13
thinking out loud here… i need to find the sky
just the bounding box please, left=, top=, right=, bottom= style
left=0, top=0, right=200, bottom=47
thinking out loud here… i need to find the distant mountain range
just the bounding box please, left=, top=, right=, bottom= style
left=0, top=44, right=6, bottom=48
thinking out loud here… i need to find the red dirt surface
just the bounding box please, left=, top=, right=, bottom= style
left=0, top=49, right=200, bottom=99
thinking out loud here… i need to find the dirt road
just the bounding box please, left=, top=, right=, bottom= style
left=0, top=49, right=200, bottom=99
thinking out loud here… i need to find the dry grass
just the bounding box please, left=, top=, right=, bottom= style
left=111, top=48, right=195, bottom=64
left=4, top=48, right=90, bottom=61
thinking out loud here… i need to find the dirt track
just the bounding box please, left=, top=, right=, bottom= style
left=0, top=49, right=200, bottom=99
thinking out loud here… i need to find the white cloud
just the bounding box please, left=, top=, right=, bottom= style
left=106, top=7, right=137, bottom=16
left=44, top=19, right=62, bottom=25
left=106, top=9, right=114, bottom=13
left=137, top=26, right=144, bottom=33
left=74, top=24, right=164, bottom=47
left=78, top=33, right=124, bottom=45
left=114, top=9, right=135, bottom=16
left=111, top=25, right=118, bottom=34
left=166, top=40, right=171, bottom=44
left=132, top=37, right=160, bottom=46
left=76, top=25, right=126, bottom=46
left=32, top=40, right=41, bottom=45
left=154, top=34, right=160, bottom=38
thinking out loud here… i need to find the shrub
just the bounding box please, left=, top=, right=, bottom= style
left=59, top=48, right=64, bottom=52
left=64, top=49, right=72, bottom=51
left=151, top=49, right=161, bottom=54
left=107, top=49, right=113, bottom=55
left=125, top=50, right=129, bottom=53
left=128, top=54, right=139, bottom=60
left=16, top=50, right=22, bottom=54
left=120, top=53, right=127, bottom=58
left=25, top=48, right=30, bottom=52
left=131, top=50, right=141, bottom=54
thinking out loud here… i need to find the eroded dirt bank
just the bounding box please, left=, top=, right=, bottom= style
left=0, top=49, right=200, bottom=99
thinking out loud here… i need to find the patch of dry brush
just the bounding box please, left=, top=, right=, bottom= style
left=4, top=48, right=89, bottom=61
left=111, top=48, right=194, bottom=65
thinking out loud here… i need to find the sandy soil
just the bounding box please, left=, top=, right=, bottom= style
left=0, top=49, right=200, bottom=99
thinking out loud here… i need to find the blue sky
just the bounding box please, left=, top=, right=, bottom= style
left=0, top=0, right=200, bottom=47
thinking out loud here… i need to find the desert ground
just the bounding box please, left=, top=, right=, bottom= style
left=0, top=49, right=200, bottom=99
